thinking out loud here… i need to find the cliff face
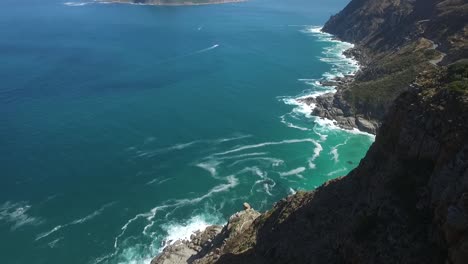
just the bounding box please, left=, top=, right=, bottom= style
left=323, top=0, right=467, bottom=56
left=151, top=1, right=468, bottom=263
left=311, top=0, right=468, bottom=133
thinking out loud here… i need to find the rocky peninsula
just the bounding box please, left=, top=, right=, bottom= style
left=151, top=0, right=468, bottom=263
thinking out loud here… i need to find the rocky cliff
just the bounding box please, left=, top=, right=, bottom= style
left=306, top=0, right=468, bottom=134
left=151, top=0, right=468, bottom=263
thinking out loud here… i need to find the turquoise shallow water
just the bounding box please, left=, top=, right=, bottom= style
left=0, top=0, right=373, bottom=263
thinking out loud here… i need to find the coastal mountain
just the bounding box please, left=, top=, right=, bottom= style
left=308, top=0, right=468, bottom=134
left=151, top=0, right=468, bottom=263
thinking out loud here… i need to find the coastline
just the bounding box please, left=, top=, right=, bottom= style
left=284, top=26, right=378, bottom=136
left=307, top=45, right=380, bottom=135
left=93, top=0, right=247, bottom=6
left=149, top=26, right=376, bottom=263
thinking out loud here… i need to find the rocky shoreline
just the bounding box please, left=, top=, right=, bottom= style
left=298, top=47, right=380, bottom=135
left=151, top=203, right=260, bottom=264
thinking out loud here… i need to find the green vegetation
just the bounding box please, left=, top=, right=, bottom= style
left=343, top=40, right=437, bottom=118
left=446, top=60, right=468, bottom=94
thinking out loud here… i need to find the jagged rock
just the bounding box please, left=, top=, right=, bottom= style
left=355, top=116, right=377, bottom=134
left=151, top=206, right=260, bottom=264
left=243, top=202, right=251, bottom=210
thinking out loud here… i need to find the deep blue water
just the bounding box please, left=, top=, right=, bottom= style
left=0, top=0, right=373, bottom=263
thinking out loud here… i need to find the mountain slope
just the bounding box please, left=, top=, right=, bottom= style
left=308, top=0, right=468, bottom=133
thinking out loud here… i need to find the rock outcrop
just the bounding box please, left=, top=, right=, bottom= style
left=151, top=207, right=260, bottom=264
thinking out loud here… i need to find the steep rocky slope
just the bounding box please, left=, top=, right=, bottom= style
left=151, top=0, right=468, bottom=263
left=307, top=0, right=468, bottom=133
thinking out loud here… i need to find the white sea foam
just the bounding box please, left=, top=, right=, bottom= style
left=48, top=237, right=63, bottom=248
left=36, top=202, right=115, bottom=241
left=215, top=134, right=252, bottom=143
left=133, top=134, right=251, bottom=158
left=215, top=152, right=268, bottom=161
left=71, top=202, right=116, bottom=225
left=97, top=213, right=222, bottom=264
left=254, top=178, right=276, bottom=196
left=308, top=139, right=323, bottom=169
left=102, top=176, right=240, bottom=264
left=279, top=167, right=306, bottom=177
left=64, top=1, right=92, bottom=6
left=0, top=201, right=43, bottom=231
left=196, top=160, right=222, bottom=179
left=326, top=168, right=348, bottom=177
left=313, top=125, right=328, bottom=141
left=161, top=215, right=215, bottom=246
left=36, top=225, right=63, bottom=241
left=168, top=141, right=200, bottom=151
left=146, top=177, right=173, bottom=186
left=315, top=117, right=375, bottom=138
left=278, top=25, right=372, bottom=137
left=330, top=137, right=350, bottom=163
left=229, top=157, right=284, bottom=167
left=243, top=167, right=276, bottom=196
left=213, top=138, right=321, bottom=156
left=330, top=148, right=339, bottom=163
left=279, top=113, right=311, bottom=131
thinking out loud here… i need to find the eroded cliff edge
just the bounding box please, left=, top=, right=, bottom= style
left=151, top=0, right=468, bottom=263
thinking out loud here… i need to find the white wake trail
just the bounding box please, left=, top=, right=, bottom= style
left=194, top=44, right=220, bottom=54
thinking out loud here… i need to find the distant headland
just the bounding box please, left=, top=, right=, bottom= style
left=97, top=0, right=246, bottom=6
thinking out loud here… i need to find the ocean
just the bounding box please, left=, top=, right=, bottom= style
left=0, top=0, right=373, bottom=263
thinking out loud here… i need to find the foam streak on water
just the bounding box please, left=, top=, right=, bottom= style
left=36, top=202, right=116, bottom=241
